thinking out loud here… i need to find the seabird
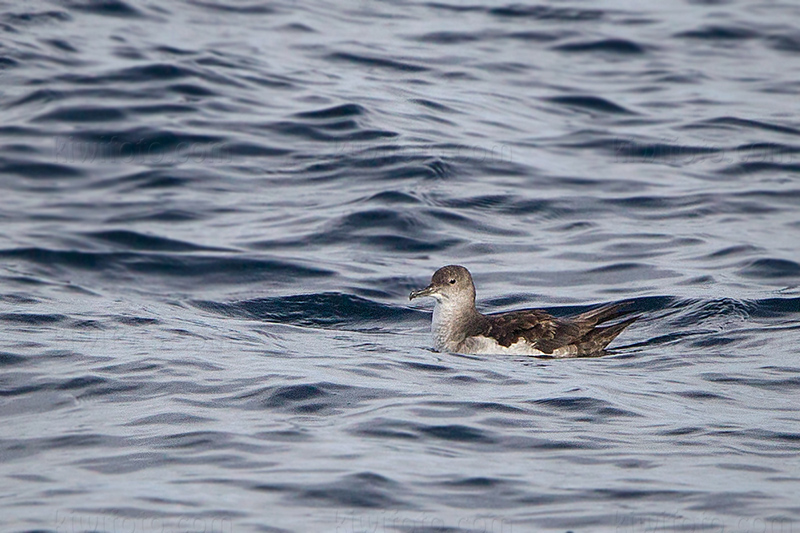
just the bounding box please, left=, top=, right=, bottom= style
left=409, top=265, right=637, bottom=357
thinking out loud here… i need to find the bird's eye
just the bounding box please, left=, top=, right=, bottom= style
left=449, top=279, right=456, bottom=284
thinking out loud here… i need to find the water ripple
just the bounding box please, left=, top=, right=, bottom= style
left=2, top=0, right=800, bottom=530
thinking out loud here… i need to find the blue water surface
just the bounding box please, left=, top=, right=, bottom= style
left=1, top=1, right=799, bottom=532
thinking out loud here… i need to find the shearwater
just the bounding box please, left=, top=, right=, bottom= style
left=409, top=265, right=637, bottom=357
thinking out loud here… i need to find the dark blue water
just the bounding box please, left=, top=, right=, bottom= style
left=2, top=1, right=800, bottom=532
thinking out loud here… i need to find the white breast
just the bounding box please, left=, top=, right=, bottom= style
left=459, top=335, right=548, bottom=356
left=431, top=301, right=455, bottom=352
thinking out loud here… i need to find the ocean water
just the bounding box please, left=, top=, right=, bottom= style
left=1, top=0, right=800, bottom=532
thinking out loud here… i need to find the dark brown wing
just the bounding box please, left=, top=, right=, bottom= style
left=483, top=302, right=636, bottom=355
left=484, top=309, right=582, bottom=354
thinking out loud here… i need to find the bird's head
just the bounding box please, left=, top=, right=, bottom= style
left=409, top=265, right=476, bottom=306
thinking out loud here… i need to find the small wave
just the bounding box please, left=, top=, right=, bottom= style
left=416, top=31, right=484, bottom=45
left=226, top=381, right=392, bottom=414
left=0, top=312, right=67, bottom=325
left=252, top=472, right=410, bottom=509
left=267, top=120, right=397, bottom=143
left=195, top=292, right=420, bottom=330
left=0, top=247, right=333, bottom=286
left=65, top=0, right=143, bottom=18
left=685, top=116, right=800, bottom=136
left=0, top=157, right=84, bottom=179
left=2, top=10, right=72, bottom=26
left=768, top=34, right=800, bottom=53
left=0, top=352, right=26, bottom=366
left=554, top=38, right=646, bottom=54
left=326, top=52, right=428, bottom=73
left=665, top=298, right=751, bottom=327
left=545, top=95, right=635, bottom=115
left=739, top=258, right=800, bottom=280
left=532, top=396, right=640, bottom=419
left=489, top=5, right=603, bottom=21
left=86, top=230, right=223, bottom=252
left=294, top=103, right=366, bottom=120
left=675, top=25, right=758, bottom=40
left=187, top=0, right=277, bottom=15
left=34, top=105, right=126, bottom=123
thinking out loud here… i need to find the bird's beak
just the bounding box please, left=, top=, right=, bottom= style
left=409, top=284, right=437, bottom=300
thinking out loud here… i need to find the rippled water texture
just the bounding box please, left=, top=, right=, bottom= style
left=2, top=1, right=800, bottom=532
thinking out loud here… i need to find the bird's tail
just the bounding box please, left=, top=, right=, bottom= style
left=575, top=300, right=635, bottom=326
left=576, top=316, right=639, bottom=355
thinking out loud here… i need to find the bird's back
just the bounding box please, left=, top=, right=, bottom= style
left=462, top=302, right=636, bottom=357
